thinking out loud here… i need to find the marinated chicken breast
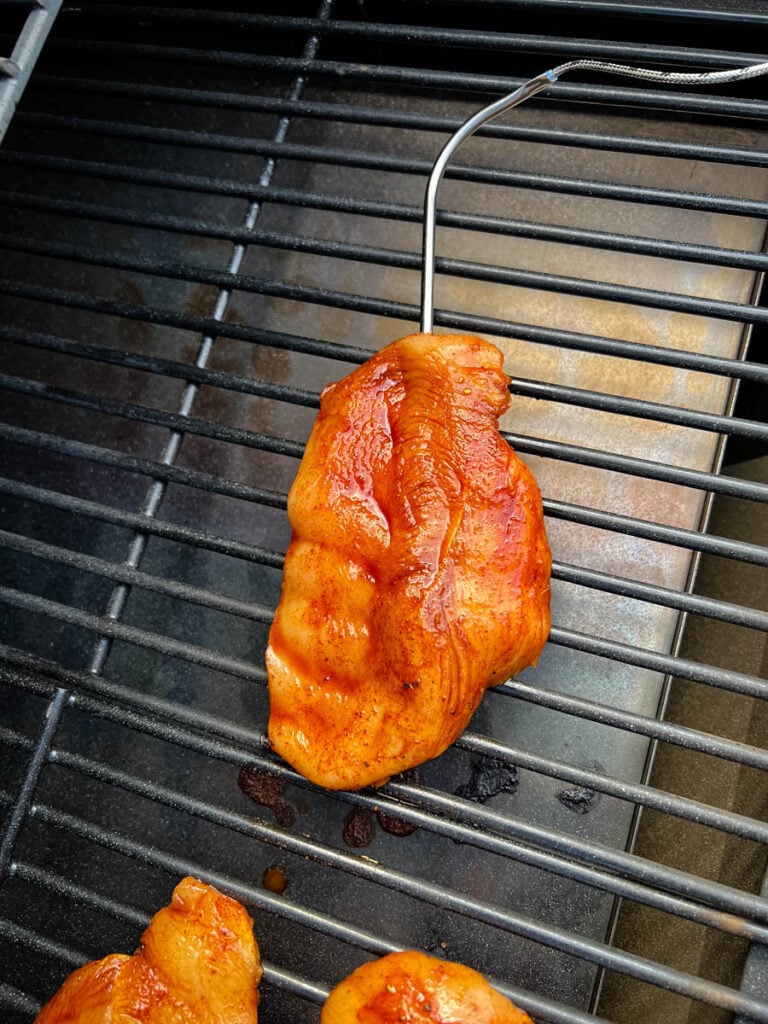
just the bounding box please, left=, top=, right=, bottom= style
left=321, top=950, right=533, bottom=1023
left=34, top=876, right=262, bottom=1024
left=267, top=332, right=551, bottom=790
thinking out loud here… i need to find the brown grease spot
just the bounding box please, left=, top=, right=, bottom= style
left=342, top=806, right=375, bottom=848
left=237, top=766, right=296, bottom=828
left=262, top=865, right=288, bottom=894
left=376, top=809, right=417, bottom=838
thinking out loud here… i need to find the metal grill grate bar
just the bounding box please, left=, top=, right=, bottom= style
left=0, top=911, right=330, bottom=1014
left=3, top=219, right=768, bottom=387
left=6, top=267, right=768, bottom=421
left=0, top=529, right=275, bottom=622
left=7, top=682, right=765, bottom=937
left=548, top=625, right=766, bottom=699
left=4, top=706, right=768, bottom=1019
left=0, top=421, right=290, bottom=507
left=446, top=0, right=767, bottom=23
left=3, top=282, right=768, bottom=502
left=14, top=110, right=768, bottom=220
left=3, top=521, right=766, bottom=635
left=0, top=0, right=63, bottom=143
left=48, top=743, right=768, bottom=947
left=28, top=37, right=768, bottom=120
left=0, top=476, right=286, bottom=566
left=3, top=645, right=767, bottom=839
left=2, top=327, right=765, bottom=446
left=7, top=150, right=768, bottom=290
left=3, top=412, right=767, bottom=555
left=24, top=76, right=768, bottom=169
left=456, top=735, right=768, bottom=844
left=10, top=230, right=768, bottom=356
left=505, top=680, right=768, bottom=769
left=501, top=431, right=768, bottom=503
left=0, top=688, right=68, bottom=879
left=0, top=916, right=84, bottom=970
left=543, top=498, right=768, bottom=567
left=0, top=586, right=271, bottom=682
left=0, top=981, right=41, bottom=1017
left=5, top=862, right=333, bottom=1008
left=1, top=711, right=763, bottom=1021
left=10, top=469, right=763, bottom=598
left=42, top=7, right=768, bottom=71
left=0, top=372, right=310, bottom=454
left=47, top=737, right=768, bottom=937
left=4, top=224, right=768, bottom=349
left=4, top=169, right=768, bottom=280
left=3, top=328, right=768, bottom=486
left=1, top=573, right=766, bottom=726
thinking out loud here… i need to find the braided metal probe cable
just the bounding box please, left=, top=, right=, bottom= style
left=420, top=57, right=768, bottom=334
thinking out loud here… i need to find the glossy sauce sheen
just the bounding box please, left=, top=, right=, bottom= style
left=320, top=950, right=533, bottom=1023
left=267, top=333, right=551, bottom=790
left=34, top=877, right=262, bottom=1023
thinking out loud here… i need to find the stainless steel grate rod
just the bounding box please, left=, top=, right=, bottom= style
left=4, top=279, right=768, bottom=385
left=2, top=521, right=766, bottom=634
left=7, top=151, right=768, bottom=278
left=1, top=577, right=766, bottom=711
left=4, top=220, right=768, bottom=334
left=34, top=738, right=768, bottom=946
left=10, top=768, right=768, bottom=1021
left=27, top=36, right=768, bottom=120
left=15, top=110, right=768, bottom=220
left=2, top=465, right=766, bottom=581
left=3, top=645, right=768, bottom=835
left=23, top=75, right=768, bottom=169
left=0, top=0, right=63, bottom=143
left=2, top=338, right=767, bottom=452
left=37, top=5, right=768, bottom=68
left=5, top=390, right=766, bottom=507
left=0, top=856, right=594, bottom=1024
left=7, top=163, right=768, bottom=279
left=0, top=720, right=765, bottom=1022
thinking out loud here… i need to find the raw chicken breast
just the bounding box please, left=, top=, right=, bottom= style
left=267, top=332, right=551, bottom=790
left=321, top=950, right=533, bottom=1023
left=34, top=876, right=262, bottom=1023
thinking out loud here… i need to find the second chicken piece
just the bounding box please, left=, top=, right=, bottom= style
left=34, top=876, right=262, bottom=1023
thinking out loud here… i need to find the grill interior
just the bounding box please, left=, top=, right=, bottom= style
left=1, top=3, right=768, bottom=1022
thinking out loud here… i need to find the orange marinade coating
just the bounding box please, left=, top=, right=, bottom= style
left=320, top=950, right=534, bottom=1024
left=34, top=877, right=262, bottom=1024
left=267, top=333, right=551, bottom=790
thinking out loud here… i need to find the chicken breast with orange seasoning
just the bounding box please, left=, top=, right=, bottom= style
left=321, top=950, right=533, bottom=1023
left=267, top=332, right=551, bottom=790
left=34, top=876, right=262, bottom=1024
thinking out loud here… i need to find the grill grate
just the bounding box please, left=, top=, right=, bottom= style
left=0, top=0, right=62, bottom=144
left=1, top=2, right=768, bottom=1022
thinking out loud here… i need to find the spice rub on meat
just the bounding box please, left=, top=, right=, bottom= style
left=34, top=877, right=262, bottom=1024
left=320, top=950, right=534, bottom=1023
left=267, top=332, right=551, bottom=791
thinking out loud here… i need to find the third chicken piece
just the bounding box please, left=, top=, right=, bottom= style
left=321, top=949, right=533, bottom=1023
